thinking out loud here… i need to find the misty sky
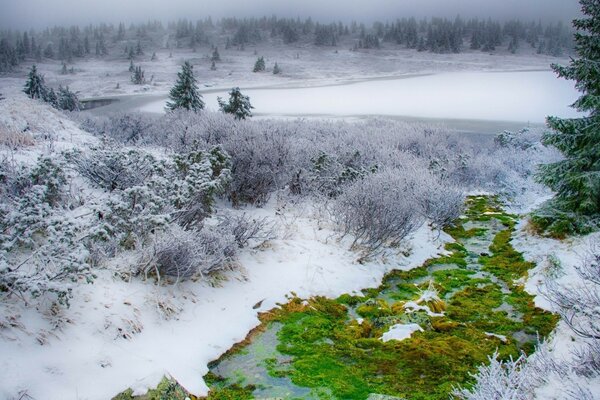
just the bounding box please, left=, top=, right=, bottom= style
left=0, top=0, right=582, bottom=30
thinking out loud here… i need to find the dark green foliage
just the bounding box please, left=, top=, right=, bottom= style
left=535, top=0, right=600, bottom=235
left=252, top=56, right=265, bottom=72
left=23, top=64, right=47, bottom=99
left=272, top=62, right=281, bottom=75
left=211, top=47, right=220, bottom=62
left=131, top=65, right=145, bottom=84
left=218, top=87, right=254, bottom=120
left=56, top=85, right=81, bottom=111
left=166, top=61, right=205, bottom=112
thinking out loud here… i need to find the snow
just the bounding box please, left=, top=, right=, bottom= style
left=484, top=332, right=508, bottom=343
left=381, top=323, right=424, bottom=342
left=137, top=70, right=580, bottom=123
left=0, top=210, right=449, bottom=399
left=0, top=97, right=453, bottom=399
left=511, top=219, right=600, bottom=399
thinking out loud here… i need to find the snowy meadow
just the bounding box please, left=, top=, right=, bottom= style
left=1, top=6, right=599, bottom=400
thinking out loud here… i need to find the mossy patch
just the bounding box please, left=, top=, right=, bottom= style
left=199, top=196, right=557, bottom=400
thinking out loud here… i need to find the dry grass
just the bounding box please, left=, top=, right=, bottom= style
left=0, top=125, right=35, bottom=149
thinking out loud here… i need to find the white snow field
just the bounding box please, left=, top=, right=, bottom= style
left=0, top=95, right=453, bottom=399
left=139, top=70, right=580, bottom=123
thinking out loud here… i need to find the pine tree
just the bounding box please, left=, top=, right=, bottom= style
left=129, top=59, right=135, bottom=72
left=210, top=60, right=217, bottom=70
left=131, top=65, right=145, bottom=84
left=273, top=62, right=281, bottom=75
left=43, top=87, right=58, bottom=108
left=211, top=47, right=220, bottom=62
left=56, top=85, right=81, bottom=111
left=166, top=61, right=204, bottom=112
left=61, top=62, right=68, bottom=75
left=534, top=0, right=600, bottom=235
left=23, top=64, right=47, bottom=99
left=253, top=56, right=265, bottom=72
left=44, top=43, right=54, bottom=58
left=218, top=87, right=253, bottom=120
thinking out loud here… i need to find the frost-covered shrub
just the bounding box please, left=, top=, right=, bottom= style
left=223, top=127, right=292, bottom=205
left=333, top=169, right=424, bottom=257
left=451, top=351, right=538, bottom=400
left=0, top=157, right=93, bottom=305
left=170, top=146, right=232, bottom=228
left=144, top=109, right=237, bottom=150
left=86, top=145, right=231, bottom=250
left=71, top=112, right=155, bottom=144
left=494, top=128, right=541, bottom=150
left=217, top=212, right=275, bottom=248
left=545, top=245, right=600, bottom=344
left=413, top=170, right=464, bottom=227
left=67, top=141, right=158, bottom=192
left=298, top=150, right=379, bottom=198
left=141, top=225, right=236, bottom=281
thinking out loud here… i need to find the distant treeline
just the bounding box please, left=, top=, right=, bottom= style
left=0, top=16, right=573, bottom=72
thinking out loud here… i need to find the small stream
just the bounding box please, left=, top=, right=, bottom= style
left=205, top=198, right=550, bottom=399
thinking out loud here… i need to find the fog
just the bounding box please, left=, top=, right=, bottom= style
left=0, top=0, right=581, bottom=30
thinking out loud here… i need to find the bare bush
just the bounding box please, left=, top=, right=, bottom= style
left=141, top=226, right=237, bottom=282
left=452, top=351, right=539, bottom=400
left=223, top=127, right=292, bottom=205
left=333, top=169, right=424, bottom=257
left=544, top=245, right=600, bottom=341
left=218, top=212, right=275, bottom=248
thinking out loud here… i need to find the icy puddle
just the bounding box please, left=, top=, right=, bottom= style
left=202, top=196, right=558, bottom=400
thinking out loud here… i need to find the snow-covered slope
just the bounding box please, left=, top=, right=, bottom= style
left=0, top=95, right=451, bottom=399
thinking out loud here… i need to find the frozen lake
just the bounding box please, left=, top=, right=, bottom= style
left=95, top=70, right=581, bottom=125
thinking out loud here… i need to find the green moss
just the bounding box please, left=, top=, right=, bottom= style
left=202, top=196, right=558, bottom=400
left=356, top=299, right=393, bottom=319
left=432, top=268, right=490, bottom=296
left=112, top=377, right=191, bottom=400
left=480, top=229, right=535, bottom=285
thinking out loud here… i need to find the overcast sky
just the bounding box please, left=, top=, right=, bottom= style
left=0, top=0, right=582, bottom=30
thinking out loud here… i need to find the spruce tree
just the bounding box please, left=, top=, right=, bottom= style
left=218, top=87, right=254, bottom=120
left=43, top=87, right=58, bottom=108
left=131, top=65, right=145, bottom=84
left=56, top=86, right=81, bottom=111
left=166, top=61, right=204, bottom=112
left=253, top=56, right=265, bottom=72
left=211, top=47, right=220, bottom=62
left=23, top=64, right=47, bottom=99
left=273, top=62, right=281, bottom=75
left=534, top=0, right=600, bottom=235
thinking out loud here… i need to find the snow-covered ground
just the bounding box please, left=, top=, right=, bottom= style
left=0, top=44, right=596, bottom=399
left=0, top=43, right=571, bottom=101
left=0, top=96, right=453, bottom=399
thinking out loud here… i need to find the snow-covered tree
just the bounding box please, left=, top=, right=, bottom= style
left=534, top=0, right=600, bottom=235
left=23, top=64, right=47, bottom=99
left=273, top=62, right=281, bottom=75
left=253, top=56, right=265, bottom=72
left=166, top=61, right=204, bottom=112
left=56, top=85, right=81, bottom=111
left=131, top=65, right=145, bottom=84
left=218, top=87, right=254, bottom=120
left=211, top=47, right=220, bottom=62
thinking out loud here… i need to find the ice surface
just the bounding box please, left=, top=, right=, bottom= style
left=139, top=71, right=580, bottom=123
